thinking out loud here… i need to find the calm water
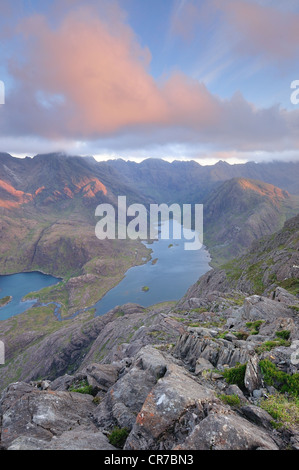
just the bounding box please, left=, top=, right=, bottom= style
left=0, top=271, right=60, bottom=320
left=0, top=221, right=211, bottom=320
left=94, top=220, right=211, bottom=316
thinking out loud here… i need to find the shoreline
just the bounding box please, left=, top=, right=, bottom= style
left=0, top=236, right=212, bottom=321
left=0, top=295, right=13, bottom=308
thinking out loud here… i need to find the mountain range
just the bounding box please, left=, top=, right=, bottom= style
left=1, top=152, right=299, bottom=276
left=0, top=152, right=298, bottom=315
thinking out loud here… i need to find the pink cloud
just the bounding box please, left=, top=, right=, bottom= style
left=1, top=2, right=299, bottom=154
left=3, top=5, right=222, bottom=137
left=218, top=0, right=299, bottom=61
left=15, top=8, right=164, bottom=133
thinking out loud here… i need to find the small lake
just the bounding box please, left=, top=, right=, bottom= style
left=0, top=271, right=60, bottom=320
left=94, top=220, right=211, bottom=316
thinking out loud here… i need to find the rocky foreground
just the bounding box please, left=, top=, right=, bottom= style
left=0, top=282, right=298, bottom=450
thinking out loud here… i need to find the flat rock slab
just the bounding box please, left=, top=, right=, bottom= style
left=0, top=382, right=96, bottom=448
left=8, top=426, right=116, bottom=450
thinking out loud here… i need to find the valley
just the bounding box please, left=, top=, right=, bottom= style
left=0, top=214, right=298, bottom=450
left=0, top=153, right=299, bottom=450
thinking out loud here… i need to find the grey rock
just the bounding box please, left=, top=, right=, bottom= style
left=8, top=426, right=116, bottom=450
left=246, top=334, right=269, bottom=343
left=244, top=355, right=262, bottom=394
left=80, top=363, right=120, bottom=393
left=134, top=345, right=168, bottom=379
left=172, top=330, right=251, bottom=371
left=187, top=326, right=219, bottom=338
left=93, top=346, right=168, bottom=431
left=195, top=358, right=214, bottom=376
left=125, top=363, right=216, bottom=450
left=290, top=434, right=299, bottom=450
left=175, top=412, right=279, bottom=450
left=0, top=382, right=96, bottom=449
left=224, top=333, right=238, bottom=342
left=240, top=405, right=275, bottom=431
left=109, top=303, right=146, bottom=316
left=271, top=287, right=299, bottom=307
left=252, top=389, right=263, bottom=399
left=40, top=380, right=51, bottom=390
left=225, top=384, right=246, bottom=401
left=49, top=374, right=74, bottom=391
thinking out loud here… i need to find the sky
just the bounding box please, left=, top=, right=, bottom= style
left=0, top=0, right=299, bottom=164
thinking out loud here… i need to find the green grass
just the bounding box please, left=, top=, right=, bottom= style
left=0, top=296, right=12, bottom=307
left=260, top=394, right=299, bottom=430
left=259, top=359, right=299, bottom=396
left=216, top=331, right=229, bottom=339
left=234, top=330, right=250, bottom=340
left=219, top=394, right=241, bottom=407
left=225, top=294, right=246, bottom=306
left=190, top=307, right=207, bottom=314
left=275, top=330, right=291, bottom=340
left=255, top=339, right=291, bottom=354
left=245, top=320, right=265, bottom=335
left=108, top=427, right=129, bottom=448
left=222, top=259, right=243, bottom=281
left=222, top=363, right=247, bottom=389
left=278, top=278, right=299, bottom=296
left=69, top=379, right=94, bottom=395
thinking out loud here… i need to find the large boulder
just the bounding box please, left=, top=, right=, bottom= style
left=0, top=382, right=97, bottom=449
left=93, top=346, right=169, bottom=432
left=125, top=363, right=217, bottom=450
left=174, top=411, right=279, bottom=450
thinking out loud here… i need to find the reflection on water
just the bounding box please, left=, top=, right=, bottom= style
left=94, top=220, right=211, bottom=316
left=0, top=221, right=211, bottom=321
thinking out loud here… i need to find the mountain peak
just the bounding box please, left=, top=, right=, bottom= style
left=234, top=177, right=289, bottom=203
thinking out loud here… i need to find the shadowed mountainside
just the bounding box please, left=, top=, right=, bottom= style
left=203, top=177, right=299, bottom=264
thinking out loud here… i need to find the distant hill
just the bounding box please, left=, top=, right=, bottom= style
left=0, top=152, right=150, bottom=216
left=106, top=158, right=299, bottom=204
left=203, top=177, right=299, bottom=264
left=1, top=153, right=299, bottom=275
